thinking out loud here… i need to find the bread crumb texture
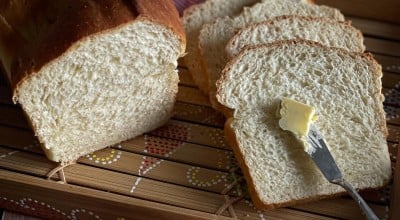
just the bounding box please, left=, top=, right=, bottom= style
left=217, top=41, right=391, bottom=208
left=226, top=15, right=365, bottom=58
left=16, top=21, right=182, bottom=162
left=199, top=0, right=344, bottom=111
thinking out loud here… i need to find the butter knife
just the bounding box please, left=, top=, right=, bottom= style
left=306, top=124, right=379, bottom=220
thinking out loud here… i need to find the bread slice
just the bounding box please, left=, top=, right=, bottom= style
left=0, top=0, right=185, bottom=162
left=199, top=0, right=345, bottom=115
left=216, top=40, right=391, bottom=209
left=226, top=15, right=365, bottom=58
left=182, top=0, right=258, bottom=94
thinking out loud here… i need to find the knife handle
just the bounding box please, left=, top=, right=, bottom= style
left=332, top=179, right=379, bottom=220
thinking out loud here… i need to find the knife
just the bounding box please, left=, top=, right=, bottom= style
left=306, top=124, right=379, bottom=220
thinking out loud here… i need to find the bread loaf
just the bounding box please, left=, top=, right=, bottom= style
left=198, top=0, right=344, bottom=116
left=183, top=0, right=258, bottom=94
left=0, top=0, right=185, bottom=162
left=217, top=40, right=391, bottom=209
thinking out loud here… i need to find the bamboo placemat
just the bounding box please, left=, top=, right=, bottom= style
left=1, top=15, right=400, bottom=220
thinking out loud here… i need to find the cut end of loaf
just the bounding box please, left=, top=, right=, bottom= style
left=218, top=40, right=391, bottom=209
left=14, top=20, right=182, bottom=162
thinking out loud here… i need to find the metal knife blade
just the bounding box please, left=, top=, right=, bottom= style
left=304, top=124, right=378, bottom=220
left=305, top=124, right=342, bottom=182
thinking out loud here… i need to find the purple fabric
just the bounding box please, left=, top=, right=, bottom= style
left=173, top=0, right=205, bottom=16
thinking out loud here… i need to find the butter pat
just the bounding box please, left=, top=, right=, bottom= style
left=278, top=97, right=316, bottom=136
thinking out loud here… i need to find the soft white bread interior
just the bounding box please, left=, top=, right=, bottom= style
left=217, top=40, right=391, bottom=209
left=226, top=15, right=365, bottom=58
left=199, top=0, right=344, bottom=115
left=0, top=0, right=185, bottom=162
left=16, top=22, right=181, bottom=162
left=183, top=0, right=258, bottom=94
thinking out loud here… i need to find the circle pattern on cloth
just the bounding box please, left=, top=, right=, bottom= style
left=244, top=199, right=265, bottom=220
left=0, top=197, right=102, bottom=219
left=186, top=166, right=228, bottom=187
left=85, top=145, right=122, bottom=165
left=385, top=65, right=400, bottom=72
left=208, top=129, right=228, bottom=148
left=70, top=208, right=102, bottom=220
left=185, top=150, right=237, bottom=188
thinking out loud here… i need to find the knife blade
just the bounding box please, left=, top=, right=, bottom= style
left=305, top=124, right=379, bottom=220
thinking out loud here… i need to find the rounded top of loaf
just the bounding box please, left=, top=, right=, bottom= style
left=0, top=0, right=185, bottom=91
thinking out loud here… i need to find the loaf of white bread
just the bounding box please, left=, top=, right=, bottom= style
left=0, top=0, right=185, bottom=162
left=217, top=40, right=391, bottom=209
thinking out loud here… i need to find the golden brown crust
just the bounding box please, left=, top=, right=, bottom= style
left=182, top=1, right=214, bottom=95
left=0, top=0, right=185, bottom=92
left=210, top=94, right=233, bottom=118
left=252, top=15, right=353, bottom=28
left=226, top=15, right=364, bottom=57
left=224, top=118, right=266, bottom=208
left=218, top=105, right=234, bottom=119
left=135, top=0, right=186, bottom=54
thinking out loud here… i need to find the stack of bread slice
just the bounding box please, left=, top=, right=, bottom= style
left=183, top=0, right=391, bottom=210
left=183, top=0, right=259, bottom=94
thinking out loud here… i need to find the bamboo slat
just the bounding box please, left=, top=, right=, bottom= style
left=383, top=72, right=400, bottom=89
left=173, top=102, right=225, bottom=128
left=178, top=67, right=196, bottom=87
left=316, top=0, right=400, bottom=25
left=373, top=54, right=400, bottom=74
left=349, top=16, right=400, bottom=41
left=0, top=169, right=222, bottom=220
left=177, top=86, right=211, bottom=107
left=390, top=145, right=400, bottom=219
left=1, top=122, right=398, bottom=196
left=1, top=104, right=399, bottom=148
left=365, top=37, right=400, bottom=57
left=0, top=147, right=344, bottom=219
left=293, top=198, right=388, bottom=220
